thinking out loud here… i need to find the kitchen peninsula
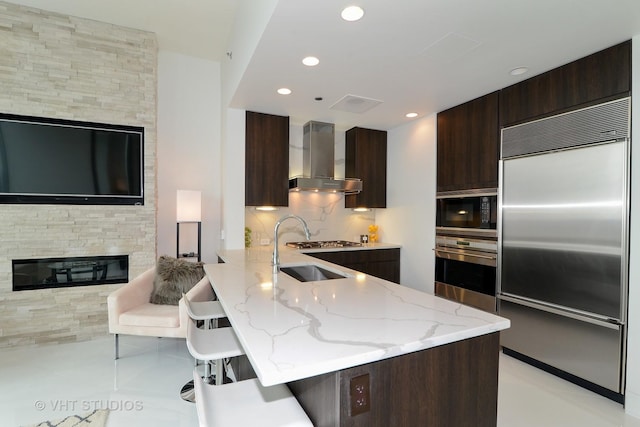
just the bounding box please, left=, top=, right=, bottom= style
left=205, top=248, right=509, bottom=427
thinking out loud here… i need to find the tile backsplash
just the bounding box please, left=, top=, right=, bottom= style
left=245, top=192, right=375, bottom=247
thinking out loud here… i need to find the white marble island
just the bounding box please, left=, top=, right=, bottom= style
left=206, top=247, right=509, bottom=427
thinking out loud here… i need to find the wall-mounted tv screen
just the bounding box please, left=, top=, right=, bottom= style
left=0, top=114, right=144, bottom=205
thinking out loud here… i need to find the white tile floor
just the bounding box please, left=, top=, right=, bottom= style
left=0, top=336, right=198, bottom=427
left=497, top=352, right=640, bottom=427
left=1, top=335, right=640, bottom=427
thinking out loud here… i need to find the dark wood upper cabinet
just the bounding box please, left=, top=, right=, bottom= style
left=245, top=111, right=289, bottom=207
left=345, top=127, right=387, bottom=208
left=500, top=40, right=631, bottom=127
left=436, top=91, right=499, bottom=193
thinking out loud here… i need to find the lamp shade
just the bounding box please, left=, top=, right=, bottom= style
left=176, top=190, right=201, bottom=222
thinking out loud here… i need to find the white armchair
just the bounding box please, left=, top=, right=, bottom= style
left=107, top=266, right=215, bottom=359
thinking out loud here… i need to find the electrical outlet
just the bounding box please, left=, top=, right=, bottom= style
left=260, top=238, right=270, bottom=246
left=349, top=374, right=370, bottom=416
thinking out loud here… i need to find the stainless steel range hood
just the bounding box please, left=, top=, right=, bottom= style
left=289, top=121, right=362, bottom=194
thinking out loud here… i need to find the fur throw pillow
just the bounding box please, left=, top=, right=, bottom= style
left=150, top=256, right=205, bottom=305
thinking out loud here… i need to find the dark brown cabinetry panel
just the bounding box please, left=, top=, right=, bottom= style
left=345, top=127, right=387, bottom=208
left=500, top=40, right=631, bottom=127
left=289, top=332, right=500, bottom=427
left=245, top=111, right=289, bottom=206
left=436, top=92, right=499, bottom=193
left=306, top=248, right=400, bottom=284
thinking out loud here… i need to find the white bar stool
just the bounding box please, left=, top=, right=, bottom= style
left=184, top=296, right=312, bottom=426
left=181, top=294, right=231, bottom=402
left=193, top=369, right=313, bottom=427
left=184, top=295, right=245, bottom=384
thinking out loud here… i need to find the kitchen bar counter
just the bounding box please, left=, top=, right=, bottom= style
left=206, top=247, right=508, bottom=386
left=206, top=247, right=509, bottom=426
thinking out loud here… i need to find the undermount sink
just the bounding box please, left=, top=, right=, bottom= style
left=280, top=264, right=348, bottom=282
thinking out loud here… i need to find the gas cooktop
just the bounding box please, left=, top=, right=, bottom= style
left=286, top=240, right=363, bottom=249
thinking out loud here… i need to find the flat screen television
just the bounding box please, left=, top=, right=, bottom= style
left=0, top=113, right=144, bottom=205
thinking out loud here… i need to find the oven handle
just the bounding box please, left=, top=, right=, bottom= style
left=433, top=248, right=497, bottom=267
left=434, top=248, right=496, bottom=260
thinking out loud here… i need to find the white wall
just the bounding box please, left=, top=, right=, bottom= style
left=624, top=34, right=640, bottom=417
left=157, top=51, right=222, bottom=262
left=376, top=115, right=437, bottom=292
left=220, top=1, right=278, bottom=251
left=221, top=0, right=278, bottom=109
left=221, top=108, right=246, bottom=250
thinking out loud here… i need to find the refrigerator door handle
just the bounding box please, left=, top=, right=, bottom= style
left=498, top=293, right=622, bottom=330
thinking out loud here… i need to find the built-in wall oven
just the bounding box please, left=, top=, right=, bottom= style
left=434, top=189, right=498, bottom=313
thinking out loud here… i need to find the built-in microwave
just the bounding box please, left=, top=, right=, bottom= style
left=436, top=189, right=497, bottom=236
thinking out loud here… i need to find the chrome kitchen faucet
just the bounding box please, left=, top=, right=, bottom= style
left=272, top=214, right=311, bottom=274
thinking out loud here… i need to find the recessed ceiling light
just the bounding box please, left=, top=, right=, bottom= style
left=277, top=88, right=292, bottom=95
left=405, top=112, right=418, bottom=118
left=510, top=67, right=529, bottom=76
left=341, top=6, right=364, bottom=21
left=302, top=56, right=320, bottom=66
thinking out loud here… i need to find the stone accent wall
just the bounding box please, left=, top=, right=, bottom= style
left=0, top=2, right=157, bottom=348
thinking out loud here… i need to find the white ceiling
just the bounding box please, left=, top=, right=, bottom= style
left=5, top=0, right=640, bottom=130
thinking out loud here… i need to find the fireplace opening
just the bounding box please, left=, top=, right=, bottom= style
left=12, top=255, right=129, bottom=291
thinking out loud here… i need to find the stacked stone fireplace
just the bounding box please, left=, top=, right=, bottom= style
left=0, top=2, right=157, bottom=349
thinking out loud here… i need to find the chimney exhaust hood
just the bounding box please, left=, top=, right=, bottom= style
left=289, top=121, right=362, bottom=194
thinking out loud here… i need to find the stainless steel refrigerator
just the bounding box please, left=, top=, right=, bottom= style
left=497, top=97, right=630, bottom=401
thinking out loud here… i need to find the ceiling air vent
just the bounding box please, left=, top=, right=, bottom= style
left=329, top=94, right=383, bottom=114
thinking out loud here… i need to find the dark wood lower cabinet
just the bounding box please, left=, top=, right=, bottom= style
left=306, top=249, right=400, bottom=284
left=288, top=332, right=500, bottom=427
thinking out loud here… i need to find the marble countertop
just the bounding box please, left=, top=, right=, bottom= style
left=205, top=247, right=509, bottom=386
